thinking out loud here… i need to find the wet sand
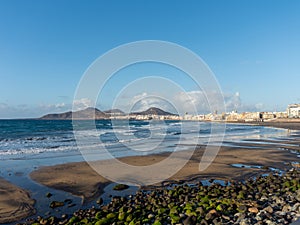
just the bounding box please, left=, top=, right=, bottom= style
left=0, top=177, right=35, bottom=224
left=30, top=143, right=299, bottom=202
left=245, top=119, right=300, bottom=130
left=5, top=121, right=300, bottom=223
left=30, top=161, right=110, bottom=202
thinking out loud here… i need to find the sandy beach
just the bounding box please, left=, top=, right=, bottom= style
left=242, top=119, right=300, bottom=130
left=30, top=142, right=299, bottom=202
left=1, top=121, right=299, bottom=224
left=0, top=177, right=35, bottom=224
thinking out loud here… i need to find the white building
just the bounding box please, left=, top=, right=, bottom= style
left=287, top=104, right=300, bottom=118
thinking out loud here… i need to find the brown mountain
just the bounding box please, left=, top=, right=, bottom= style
left=40, top=107, right=108, bottom=120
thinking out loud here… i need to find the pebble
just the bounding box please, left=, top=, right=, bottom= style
left=282, top=204, right=292, bottom=212
left=264, top=206, right=274, bottom=214
left=148, top=213, right=154, bottom=219
left=248, top=207, right=259, bottom=214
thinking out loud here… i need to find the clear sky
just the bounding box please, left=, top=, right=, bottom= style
left=0, top=0, right=299, bottom=118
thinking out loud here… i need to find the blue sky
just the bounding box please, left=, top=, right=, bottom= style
left=0, top=0, right=299, bottom=118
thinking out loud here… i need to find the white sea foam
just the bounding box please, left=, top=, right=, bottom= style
left=0, top=121, right=295, bottom=160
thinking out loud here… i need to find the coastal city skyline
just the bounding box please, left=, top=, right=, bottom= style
left=39, top=103, right=300, bottom=121
left=1, top=1, right=300, bottom=118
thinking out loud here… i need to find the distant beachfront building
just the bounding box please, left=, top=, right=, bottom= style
left=261, top=112, right=276, bottom=120
left=287, top=104, right=300, bottom=118
left=274, top=111, right=288, bottom=119
left=225, top=111, right=260, bottom=122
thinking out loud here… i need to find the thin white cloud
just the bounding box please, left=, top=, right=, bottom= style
left=118, top=92, right=174, bottom=113
left=173, top=90, right=230, bottom=114
left=118, top=90, right=266, bottom=115
left=0, top=93, right=279, bottom=119
left=73, top=98, right=93, bottom=111
left=39, top=102, right=70, bottom=112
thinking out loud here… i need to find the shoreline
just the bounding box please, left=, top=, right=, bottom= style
left=1, top=121, right=300, bottom=224
left=226, top=119, right=300, bottom=131
left=30, top=142, right=299, bottom=202
left=27, top=142, right=300, bottom=224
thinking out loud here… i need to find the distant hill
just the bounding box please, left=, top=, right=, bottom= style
left=40, top=107, right=108, bottom=120
left=40, top=107, right=177, bottom=119
left=130, top=107, right=178, bottom=116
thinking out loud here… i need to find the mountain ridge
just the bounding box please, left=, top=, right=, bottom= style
left=129, top=107, right=178, bottom=116
left=40, top=107, right=176, bottom=119
left=40, top=107, right=107, bottom=120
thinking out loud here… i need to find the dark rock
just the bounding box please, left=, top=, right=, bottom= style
left=96, top=198, right=103, bottom=205
left=50, top=201, right=64, bottom=208
left=113, top=183, right=129, bottom=191
left=67, top=203, right=76, bottom=208
left=39, top=219, right=48, bottom=225
left=46, top=192, right=53, bottom=198
left=238, top=205, right=248, bottom=213
left=200, top=219, right=209, bottom=225
left=183, top=216, right=196, bottom=225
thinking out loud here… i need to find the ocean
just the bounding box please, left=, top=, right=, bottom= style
left=0, top=119, right=298, bottom=222
left=0, top=119, right=292, bottom=161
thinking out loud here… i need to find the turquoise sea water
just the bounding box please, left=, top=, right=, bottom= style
left=0, top=119, right=291, bottom=161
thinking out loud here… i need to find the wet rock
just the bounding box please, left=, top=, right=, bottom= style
left=265, top=220, right=276, bottom=225
left=50, top=201, right=64, bottom=208
left=291, top=202, right=300, bottom=212
left=148, top=213, right=154, bottom=219
left=238, top=205, right=248, bottom=213
left=282, top=204, right=291, bottom=212
left=113, top=183, right=129, bottom=191
left=205, top=210, right=217, bottom=221
left=239, top=218, right=251, bottom=225
left=17, top=170, right=300, bottom=225
left=96, top=198, right=103, bottom=205
left=248, top=207, right=259, bottom=214
left=200, top=219, right=209, bottom=225
left=183, top=216, right=196, bottom=225
left=221, top=215, right=230, bottom=221
left=39, top=219, right=48, bottom=225
left=46, top=192, right=52, bottom=198
left=263, top=206, right=274, bottom=214
left=58, top=219, right=68, bottom=225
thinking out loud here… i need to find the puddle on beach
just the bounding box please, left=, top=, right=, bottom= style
left=164, top=179, right=230, bottom=190
left=278, top=147, right=300, bottom=158
left=200, top=179, right=229, bottom=186
left=231, top=163, right=262, bottom=169
left=231, top=163, right=283, bottom=175
left=7, top=178, right=139, bottom=224
left=100, top=183, right=139, bottom=205
left=2, top=171, right=83, bottom=224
